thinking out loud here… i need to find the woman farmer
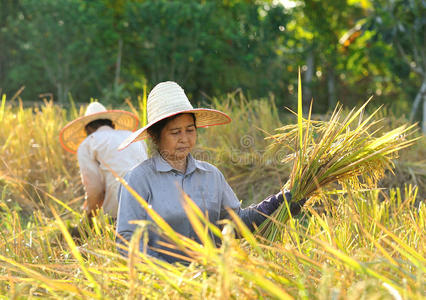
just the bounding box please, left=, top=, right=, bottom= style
left=59, top=102, right=148, bottom=220
left=116, top=82, right=304, bottom=263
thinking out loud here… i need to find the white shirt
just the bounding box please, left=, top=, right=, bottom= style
left=77, top=126, right=148, bottom=218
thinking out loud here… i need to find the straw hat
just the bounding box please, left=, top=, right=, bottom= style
left=119, top=81, right=231, bottom=150
left=59, top=102, right=139, bottom=154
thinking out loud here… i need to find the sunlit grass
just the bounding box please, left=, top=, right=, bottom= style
left=258, top=70, right=420, bottom=242
left=197, top=91, right=292, bottom=204
left=0, top=183, right=423, bottom=298
left=0, top=90, right=424, bottom=298
left=0, top=98, right=81, bottom=214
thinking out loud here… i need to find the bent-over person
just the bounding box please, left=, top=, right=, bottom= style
left=59, top=102, right=148, bottom=220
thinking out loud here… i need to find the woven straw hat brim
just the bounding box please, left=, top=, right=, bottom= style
left=59, top=110, right=139, bottom=154
left=119, top=108, right=230, bottom=150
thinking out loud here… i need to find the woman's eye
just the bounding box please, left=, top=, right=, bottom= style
left=171, top=131, right=179, bottom=135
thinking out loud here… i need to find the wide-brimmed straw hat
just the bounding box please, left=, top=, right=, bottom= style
left=119, top=81, right=231, bottom=150
left=59, top=102, right=139, bottom=154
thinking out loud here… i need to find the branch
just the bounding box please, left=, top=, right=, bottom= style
left=396, top=41, right=424, bottom=76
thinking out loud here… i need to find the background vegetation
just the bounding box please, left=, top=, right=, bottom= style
left=1, top=0, right=425, bottom=125
left=0, top=95, right=424, bottom=298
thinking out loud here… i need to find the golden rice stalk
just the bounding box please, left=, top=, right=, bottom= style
left=257, top=69, right=420, bottom=241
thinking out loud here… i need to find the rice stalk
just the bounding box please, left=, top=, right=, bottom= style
left=0, top=89, right=424, bottom=298
left=257, top=70, right=420, bottom=241
left=0, top=94, right=6, bottom=122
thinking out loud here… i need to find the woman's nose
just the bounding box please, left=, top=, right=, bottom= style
left=179, top=132, right=189, bottom=143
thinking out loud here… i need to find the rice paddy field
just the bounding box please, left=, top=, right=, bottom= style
left=0, top=91, right=425, bottom=299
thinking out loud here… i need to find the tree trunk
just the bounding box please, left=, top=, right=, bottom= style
left=303, top=50, right=314, bottom=114
left=0, top=36, right=4, bottom=88
left=327, top=67, right=336, bottom=109
left=0, top=1, right=11, bottom=89
left=409, top=78, right=426, bottom=122
left=64, top=83, right=70, bottom=105
left=423, top=97, right=426, bottom=134
left=57, top=83, right=64, bottom=103
left=114, top=37, right=123, bottom=93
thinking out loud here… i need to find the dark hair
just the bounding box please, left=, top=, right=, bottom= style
left=85, top=119, right=115, bottom=135
left=147, top=113, right=196, bottom=146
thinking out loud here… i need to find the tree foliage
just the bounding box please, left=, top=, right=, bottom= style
left=368, top=0, right=426, bottom=121
left=0, top=0, right=423, bottom=121
left=4, top=0, right=116, bottom=103
left=122, top=0, right=291, bottom=102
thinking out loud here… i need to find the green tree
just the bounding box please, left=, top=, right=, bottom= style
left=369, top=0, right=426, bottom=124
left=285, top=0, right=370, bottom=113
left=6, top=0, right=116, bottom=103
left=122, top=0, right=291, bottom=103
left=0, top=0, right=22, bottom=94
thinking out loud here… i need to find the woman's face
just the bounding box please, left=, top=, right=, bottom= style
left=159, top=114, right=197, bottom=161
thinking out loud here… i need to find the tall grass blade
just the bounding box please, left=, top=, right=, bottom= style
left=0, top=94, right=6, bottom=122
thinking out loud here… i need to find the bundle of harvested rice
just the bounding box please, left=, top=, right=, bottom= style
left=257, top=70, right=419, bottom=241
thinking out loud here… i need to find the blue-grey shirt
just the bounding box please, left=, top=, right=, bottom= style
left=116, top=154, right=266, bottom=263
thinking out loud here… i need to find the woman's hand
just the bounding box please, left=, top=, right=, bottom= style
left=257, top=190, right=306, bottom=216
left=275, top=190, right=307, bottom=216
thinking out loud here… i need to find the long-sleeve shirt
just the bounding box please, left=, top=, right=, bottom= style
left=116, top=154, right=267, bottom=263
left=77, top=126, right=148, bottom=218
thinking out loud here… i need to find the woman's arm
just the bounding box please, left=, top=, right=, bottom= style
left=217, top=171, right=267, bottom=230
left=115, top=171, right=160, bottom=258
left=218, top=170, right=303, bottom=231
left=77, top=141, right=105, bottom=216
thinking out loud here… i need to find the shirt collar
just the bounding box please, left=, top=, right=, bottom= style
left=153, top=153, right=208, bottom=174
left=153, top=154, right=174, bottom=172
left=186, top=153, right=209, bottom=174
left=96, top=125, right=114, bottom=132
